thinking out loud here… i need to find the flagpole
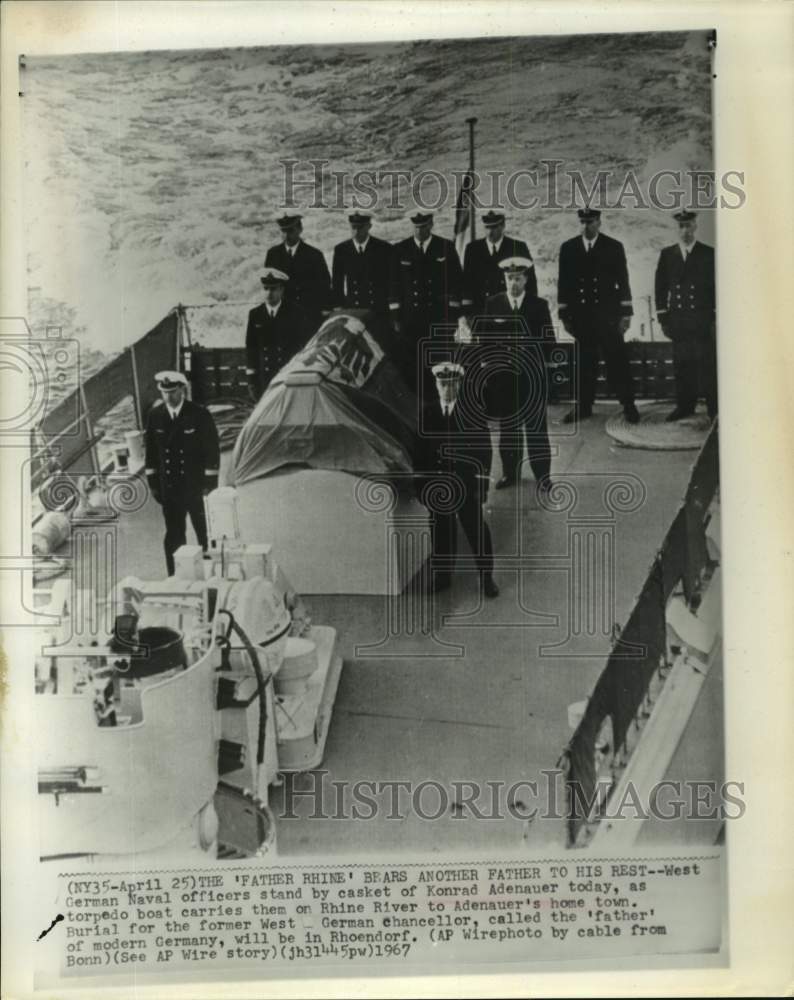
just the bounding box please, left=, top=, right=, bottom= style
left=466, top=117, right=477, bottom=241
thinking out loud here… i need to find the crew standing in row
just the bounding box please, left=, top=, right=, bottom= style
left=388, top=212, right=463, bottom=396
left=264, top=214, right=331, bottom=328
left=462, top=210, right=537, bottom=313
left=331, top=211, right=392, bottom=322
left=654, top=210, right=717, bottom=421
left=557, top=209, right=640, bottom=425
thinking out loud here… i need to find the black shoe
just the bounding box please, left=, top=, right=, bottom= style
left=481, top=575, right=500, bottom=599
left=537, top=477, right=555, bottom=500
left=665, top=406, right=695, bottom=423
left=495, top=475, right=517, bottom=490
left=623, top=402, right=640, bottom=424
left=563, top=405, right=592, bottom=425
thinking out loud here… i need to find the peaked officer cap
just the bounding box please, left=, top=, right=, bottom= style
left=261, top=267, right=290, bottom=286
left=276, top=213, right=303, bottom=229
left=431, top=362, right=465, bottom=382
left=155, top=370, right=188, bottom=389
left=482, top=211, right=506, bottom=227
left=673, top=210, right=697, bottom=222
left=577, top=208, right=601, bottom=221
left=499, top=256, right=534, bottom=273
left=410, top=212, right=434, bottom=225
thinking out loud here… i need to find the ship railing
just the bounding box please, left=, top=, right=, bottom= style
left=560, top=422, right=721, bottom=847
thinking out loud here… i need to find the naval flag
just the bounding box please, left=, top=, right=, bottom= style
left=454, top=171, right=475, bottom=264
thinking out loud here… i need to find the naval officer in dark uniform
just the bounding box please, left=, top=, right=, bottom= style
left=417, top=362, right=498, bottom=599
left=388, top=212, right=463, bottom=397
left=264, top=213, right=331, bottom=327
left=331, top=212, right=393, bottom=320
left=482, top=257, right=555, bottom=494
left=654, top=210, right=717, bottom=420
left=144, top=371, right=220, bottom=576
left=462, top=210, right=537, bottom=316
left=557, top=209, right=639, bottom=424
left=245, top=267, right=312, bottom=398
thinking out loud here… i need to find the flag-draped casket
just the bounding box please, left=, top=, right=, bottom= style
left=229, top=311, right=430, bottom=594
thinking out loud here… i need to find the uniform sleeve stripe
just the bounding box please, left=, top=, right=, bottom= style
left=620, top=300, right=633, bottom=306
left=145, top=468, right=156, bottom=474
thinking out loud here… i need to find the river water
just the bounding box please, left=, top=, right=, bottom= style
left=22, top=31, right=713, bottom=356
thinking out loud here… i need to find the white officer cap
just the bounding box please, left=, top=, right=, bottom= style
left=499, top=256, right=534, bottom=273
left=261, top=267, right=290, bottom=286
left=155, top=370, right=188, bottom=388
left=431, top=362, right=465, bottom=382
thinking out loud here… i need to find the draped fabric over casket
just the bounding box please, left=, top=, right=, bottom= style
left=229, top=311, right=418, bottom=486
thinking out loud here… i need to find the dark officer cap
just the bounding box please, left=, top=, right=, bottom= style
left=482, top=211, right=506, bottom=227
left=276, top=213, right=303, bottom=229
left=410, top=212, right=434, bottom=225
left=261, top=267, right=289, bottom=286
left=673, top=210, right=697, bottom=223
left=349, top=212, right=372, bottom=225
left=578, top=208, right=602, bottom=221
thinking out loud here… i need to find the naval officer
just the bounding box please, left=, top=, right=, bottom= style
left=331, top=212, right=393, bottom=320
left=144, top=371, right=220, bottom=576
left=388, top=212, right=463, bottom=396
left=654, top=210, right=717, bottom=420
left=264, top=213, right=331, bottom=326
left=462, top=210, right=537, bottom=316
left=245, top=268, right=312, bottom=398
left=417, top=362, right=498, bottom=599
left=482, top=257, right=555, bottom=494
left=557, top=209, right=639, bottom=424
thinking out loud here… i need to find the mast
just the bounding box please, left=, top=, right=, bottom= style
left=466, top=116, right=477, bottom=241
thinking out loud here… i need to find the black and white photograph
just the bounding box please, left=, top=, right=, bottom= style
left=1, top=2, right=792, bottom=997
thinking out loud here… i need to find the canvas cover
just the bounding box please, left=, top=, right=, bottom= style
left=229, top=311, right=419, bottom=485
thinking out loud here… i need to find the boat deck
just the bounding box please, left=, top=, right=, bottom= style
left=63, top=402, right=701, bottom=856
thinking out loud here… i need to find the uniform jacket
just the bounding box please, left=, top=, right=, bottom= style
left=654, top=241, right=715, bottom=337
left=479, top=292, right=555, bottom=419
left=557, top=233, right=633, bottom=325
left=245, top=300, right=312, bottom=393
left=388, top=234, right=463, bottom=331
left=417, top=398, right=492, bottom=506
left=264, top=240, right=331, bottom=319
left=462, top=236, right=537, bottom=313
left=331, top=236, right=393, bottom=314
left=145, top=399, right=220, bottom=499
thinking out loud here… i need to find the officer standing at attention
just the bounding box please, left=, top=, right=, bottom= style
left=483, top=257, right=555, bottom=495
left=245, top=267, right=312, bottom=398
left=144, top=371, right=220, bottom=576
left=557, top=209, right=640, bottom=424
left=654, top=210, right=717, bottom=421
left=264, top=213, right=331, bottom=327
left=418, top=362, right=499, bottom=599
left=331, top=212, right=393, bottom=321
left=462, top=210, right=537, bottom=316
left=388, top=212, right=463, bottom=396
